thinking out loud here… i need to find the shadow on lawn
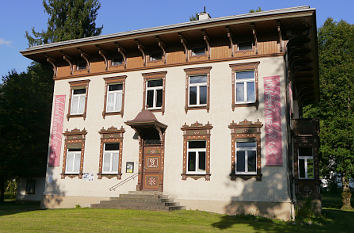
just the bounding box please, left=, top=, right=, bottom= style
left=0, top=200, right=41, bottom=217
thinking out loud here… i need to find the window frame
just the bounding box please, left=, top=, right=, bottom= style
left=102, top=76, right=126, bottom=118
left=142, top=71, right=167, bottom=114
left=298, top=147, right=315, bottom=180
left=65, top=148, right=82, bottom=174
left=235, top=141, right=257, bottom=175
left=229, top=120, right=262, bottom=180
left=187, top=140, right=207, bottom=175
left=98, top=126, right=125, bottom=179
left=67, top=80, right=90, bottom=120
left=235, top=70, right=256, bottom=104
left=184, top=67, right=212, bottom=113
left=181, top=122, right=212, bottom=181
left=102, top=143, right=120, bottom=174
left=61, top=128, right=87, bottom=179
left=229, top=62, right=259, bottom=110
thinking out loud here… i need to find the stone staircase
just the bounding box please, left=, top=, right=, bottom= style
left=91, top=191, right=184, bottom=211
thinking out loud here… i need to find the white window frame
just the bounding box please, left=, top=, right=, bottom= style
left=102, top=143, right=119, bottom=174
left=298, top=148, right=314, bottom=179
left=65, top=149, right=81, bottom=174
left=146, top=79, right=163, bottom=110
left=186, top=141, right=206, bottom=175
left=70, top=88, right=86, bottom=115
left=235, top=70, right=256, bottom=104
left=235, top=141, right=257, bottom=175
left=188, top=75, right=207, bottom=107
left=106, top=83, right=123, bottom=113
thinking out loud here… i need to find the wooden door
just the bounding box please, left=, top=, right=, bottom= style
left=142, top=144, right=163, bottom=191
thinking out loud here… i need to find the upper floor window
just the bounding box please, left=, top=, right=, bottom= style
left=235, top=70, right=256, bottom=104
left=76, top=59, right=87, bottom=70
left=149, top=52, right=163, bottom=61
left=235, top=141, right=257, bottom=175
left=142, top=71, right=166, bottom=114
left=102, top=76, right=126, bottom=118
left=106, top=84, right=123, bottom=113
left=298, top=147, right=314, bottom=179
left=229, top=62, right=259, bottom=110
left=146, top=79, right=163, bottom=109
left=191, top=46, right=206, bottom=56
left=111, top=55, right=123, bottom=66
left=68, top=80, right=90, bottom=120
left=102, top=143, right=120, bottom=174
left=184, top=66, right=211, bottom=112
left=238, top=42, right=253, bottom=51
left=189, top=75, right=207, bottom=106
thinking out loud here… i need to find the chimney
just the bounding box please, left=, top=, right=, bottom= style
left=198, top=6, right=211, bottom=20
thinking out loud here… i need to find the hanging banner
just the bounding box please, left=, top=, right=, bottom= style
left=264, top=76, right=283, bottom=166
left=48, top=95, right=66, bottom=167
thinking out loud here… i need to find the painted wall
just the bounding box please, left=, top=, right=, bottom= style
left=43, top=56, right=290, bottom=210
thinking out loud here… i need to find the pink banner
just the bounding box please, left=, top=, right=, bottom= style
left=48, top=95, right=66, bottom=167
left=264, top=76, right=283, bottom=166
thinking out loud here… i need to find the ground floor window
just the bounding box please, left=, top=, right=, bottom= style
left=298, top=147, right=314, bottom=179
left=236, top=141, right=257, bottom=174
left=25, top=180, right=35, bottom=195
left=102, top=143, right=120, bottom=174
left=65, top=148, right=82, bottom=174
left=187, top=140, right=206, bottom=174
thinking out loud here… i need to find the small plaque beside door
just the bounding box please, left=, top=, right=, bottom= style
left=126, top=162, right=134, bottom=173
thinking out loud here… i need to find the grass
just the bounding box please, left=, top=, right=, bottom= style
left=0, top=193, right=353, bottom=233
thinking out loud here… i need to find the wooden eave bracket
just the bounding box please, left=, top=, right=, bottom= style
left=202, top=30, right=211, bottom=59
left=156, top=36, right=167, bottom=64
left=77, top=48, right=90, bottom=73
left=62, top=53, right=73, bottom=74
left=46, top=56, right=57, bottom=77
left=135, top=39, right=146, bottom=66
left=96, top=46, right=108, bottom=70
left=226, top=26, right=234, bottom=57
left=115, top=43, right=127, bottom=69
left=276, top=20, right=284, bottom=52
left=251, top=23, right=258, bottom=54
left=178, top=33, right=189, bottom=62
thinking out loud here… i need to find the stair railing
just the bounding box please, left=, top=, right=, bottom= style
left=109, top=173, right=138, bottom=191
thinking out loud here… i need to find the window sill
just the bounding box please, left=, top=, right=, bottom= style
left=102, top=111, right=123, bottom=118
left=181, top=173, right=211, bottom=181
left=67, top=113, right=86, bottom=120
left=230, top=173, right=262, bottom=181
left=61, top=173, right=83, bottom=179
left=233, top=101, right=258, bottom=110
left=98, top=173, right=122, bottom=179
left=186, top=105, right=209, bottom=112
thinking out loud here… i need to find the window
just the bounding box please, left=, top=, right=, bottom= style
left=298, top=147, right=314, bottom=179
left=229, top=62, right=259, bottom=110
left=61, top=128, right=87, bottom=179
left=229, top=120, right=262, bottom=180
left=106, top=84, right=123, bottom=113
left=236, top=141, right=257, bottom=174
left=238, top=42, right=253, bottom=51
left=189, top=75, right=207, bottom=106
left=98, top=126, right=124, bottom=179
left=70, top=88, right=86, bottom=115
left=102, top=143, right=119, bottom=174
left=181, top=122, right=212, bottom=180
left=102, top=76, right=126, bottom=118
left=191, top=46, right=206, bottom=56
left=25, top=180, right=36, bottom=195
left=146, top=79, right=163, bottom=109
left=111, top=55, right=123, bottom=66
left=67, top=80, right=90, bottom=120
left=187, top=141, right=206, bottom=174
left=76, top=59, right=87, bottom=70
left=142, top=71, right=166, bottom=114
left=235, top=71, right=256, bottom=104
left=149, top=52, right=162, bottom=61
left=184, top=67, right=211, bottom=112
left=65, top=148, right=81, bottom=174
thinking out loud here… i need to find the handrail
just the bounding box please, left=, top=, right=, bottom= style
left=109, top=173, right=138, bottom=191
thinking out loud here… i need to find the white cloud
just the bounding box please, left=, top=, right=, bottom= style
left=0, top=38, right=11, bottom=46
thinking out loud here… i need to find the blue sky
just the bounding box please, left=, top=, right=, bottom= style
left=0, top=0, right=353, bottom=79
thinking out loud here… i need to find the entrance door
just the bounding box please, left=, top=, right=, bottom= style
left=142, top=143, right=163, bottom=191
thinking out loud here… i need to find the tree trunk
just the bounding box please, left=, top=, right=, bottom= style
left=341, top=175, right=352, bottom=210
left=0, top=176, right=5, bottom=203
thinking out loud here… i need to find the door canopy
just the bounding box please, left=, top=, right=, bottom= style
left=125, top=110, right=167, bottom=141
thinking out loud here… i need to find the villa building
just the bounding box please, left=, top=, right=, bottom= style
left=18, top=6, right=320, bottom=220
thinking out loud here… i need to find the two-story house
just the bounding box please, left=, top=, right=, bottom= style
left=19, top=6, right=320, bottom=220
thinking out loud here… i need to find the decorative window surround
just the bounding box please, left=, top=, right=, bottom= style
left=229, top=62, right=259, bottom=110
left=228, top=119, right=262, bottom=181
left=61, top=128, right=87, bottom=179
left=67, top=79, right=90, bottom=120
left=184, top=67, right=212, bottom=113
left=142, top=71, right=167, bottom=114
left=98, top=126, right=125, bottom=179
left=102, top=75, right=126, bottom=118
left=181, top=122, right=212, bottom=181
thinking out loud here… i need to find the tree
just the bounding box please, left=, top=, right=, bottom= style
left=189, top=13, right=199, bottom=21
left=0, top=0, right=103, bottom=202
left=303, top=18, right=354, bottom=209
left=249, top=7, right=262, bottom=13
left=26, top=0, right=103, bottom=46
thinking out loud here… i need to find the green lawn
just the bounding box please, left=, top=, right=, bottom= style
left=0, top=193, right=353, bottom=233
